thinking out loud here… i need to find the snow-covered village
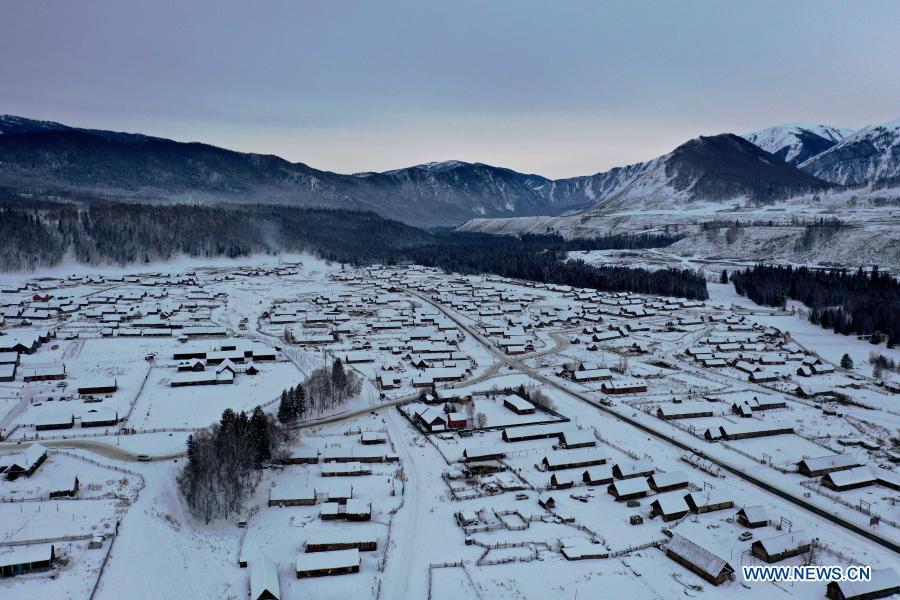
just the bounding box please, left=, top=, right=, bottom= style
left=0, top=253, right=898, bottom=599
left=3, top=2, right=900, bottom=599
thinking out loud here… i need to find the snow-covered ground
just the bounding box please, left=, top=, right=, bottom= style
left=2, top=256, right=899, bottom=599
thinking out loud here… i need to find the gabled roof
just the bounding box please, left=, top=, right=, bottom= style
left=250, top=557, right=281, bottom=600
left=666, top=534, right=733, bottom=579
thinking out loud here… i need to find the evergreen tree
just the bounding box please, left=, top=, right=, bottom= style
left=249, top=406, right=271, bottom=464
left=332, top=358, right=348, bottom=391
left=293, top=384, right=306, bottom=419
left=840, top=353, right=854, bottom=369
left=277, top=390, right=292, bottom=424
left=720, top=269, right=728, bottom=284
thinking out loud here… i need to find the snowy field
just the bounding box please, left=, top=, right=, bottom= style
left=1, top=255, right=899, bottom=599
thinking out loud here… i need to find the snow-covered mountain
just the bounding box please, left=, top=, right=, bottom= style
left=742, top=123, right=855, bottom=165
left=798, top=118, right=900, bottom=185
left=580, top=133, right=831, bottom=214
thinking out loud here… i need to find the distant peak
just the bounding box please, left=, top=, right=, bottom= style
left=413, top=160, right=472, bottom=172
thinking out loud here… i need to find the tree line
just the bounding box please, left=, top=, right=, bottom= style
left=1, top=196, right=707, bottom=300
left=730, top=264, right=899, bottom=347
left=402, top=232, right=708, bottom=300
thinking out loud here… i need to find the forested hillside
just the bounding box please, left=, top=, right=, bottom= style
left=0, top=198, right=431, bottom=271
left=0, top=197, right=707, bottom=299
left=730, top=264, right=899, bottom=346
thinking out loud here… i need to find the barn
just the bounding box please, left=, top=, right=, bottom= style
left=735, top=505, right=768, bottom=528
left=77, top=379, right=118, bottom=395
left=249, top=557, right=280, bottom=600
left=558, top=429, right=596, bottom=449
left=23, top=364, right=67, bottom=382
left=305, top=532, right=377, bottom=553
left=295, top=549, right=360, bottom=578
left=650, top=494, right=690, bottom=522
left=656, top=403, right=714, bottom=420
left=647, top=471, right=690, bottom=493
left=685, top=491, right=733, bottom=514
left=344, top=499, right=372, bottom=521
left=280, top=449, right=319, bottom=464
left=750, top=531, right=813, bottom=563
left=447, top=412, right=468, bottom=429
left=821, top=467, right=877, bottom=492
left=538, top=493, right=556, bottom=509
left=414, top=407, right=447, bottom=432
left=717, top=422, right=793, bottom=441
left=35, top=412, right=75, bottom=431
left=665, top=534, right=734, bottom=586
left=542, top=449, right=606, bottom=471
left=826, top=568, right=900, bottom=600
left=268, top=484, right=316, bottom=507
left=0, top=544, right=55, bottom=578
left=607, top=477, right=650, bottom=501
left=502, top=394, right=536, bottom=415
left=80, top=409, right=119, bottom=428
left=601, top=379, right=648, bottom=395
left=612, top=460, right=654, bottom=480
left=502, top=424, right=568, bottom=443
left=462, top=447, right=506, bottom=462
left=550, top=473, right=576, bottom=489
left=797, top=454, right=862, bottom=477
left=1, top=443, right=48, bottom=480
left=582, top=466, right=614, bottom=486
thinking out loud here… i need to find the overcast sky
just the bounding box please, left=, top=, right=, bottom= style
left=3, top=0, right=899, bottom=178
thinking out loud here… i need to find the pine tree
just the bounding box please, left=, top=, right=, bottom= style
left=277, top=390, right=292, bottom=424
left=332, top=358, right=348, bottom=391
left=840, top=353, right=854, bottom=369
left=293, top=385, right=306, bottom=419
left=249, top=406, right=271, bottom=464
left=720, top=269, right=728, bottom=284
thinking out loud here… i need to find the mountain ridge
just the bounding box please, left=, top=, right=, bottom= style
left=1, top=114, right=897, bottom=227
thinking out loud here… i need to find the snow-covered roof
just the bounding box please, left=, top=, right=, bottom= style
left=649, top=471, right=689, bottom=489
left=652, top=492, right=689, bottom=515
left=799, top=453, right=861, bottom=473
left=737, top=505, right=768, bottom=524
left=609, top=477, right=650, bottom=496
left=305, top=530, right=377, bottom=548
left=0, top=543, right=53, bottom=569
left=666, top=534, right=733, bottom=579
left=249, top=557, right=280, bottom=600
left=829, top=568, right=899, bottom=598
left=502, top=394, right=534, bottom=412
left=824, top=466, right=876, bottom=488
left=295, top=548, right=359, bottom=572
left=752, top=531, right=811, bottom=556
